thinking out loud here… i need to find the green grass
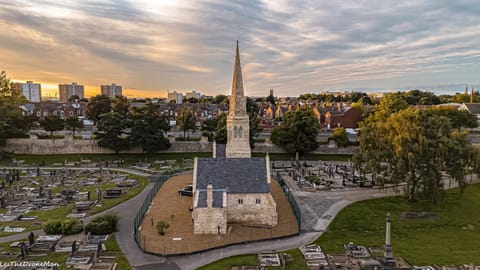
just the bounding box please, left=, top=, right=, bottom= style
left=314, top=184, right=480, bottom=265
left=0, top=204, right=74, bottom=237
left=105, top=234, right=132, bottom=270
left=2, top=153, right=354, bottom=166
left=1, top=153, right=213, bottom=166
left=198, top=249, right=308, bottom=270
left=252, top=153, right=353, bottom=161
left=87, top=174, right=148, bottom=215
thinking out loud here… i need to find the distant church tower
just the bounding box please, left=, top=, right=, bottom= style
left=226, top=41, right=251, bottom=158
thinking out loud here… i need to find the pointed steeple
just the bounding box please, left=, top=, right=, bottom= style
left=229, top=40, right=246, bottom=116
left=465, top=85, right=468, bottom=96
left=471, top=87, right=475, bottom=103
left=226, top=41, right=251, bottom=158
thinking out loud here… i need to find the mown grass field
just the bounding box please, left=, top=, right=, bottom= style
left=1, top=153, right=353, bottom=166
left=315, top=184, right=480, bottom=265
left=198, top=248, right=308, bottom=270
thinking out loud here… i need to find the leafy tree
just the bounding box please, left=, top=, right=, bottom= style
left=0, top=71, right=29, bottom=146
left=213, top=113, right=227, bottom=143
left=266, top=94, right=275, bottom=105
left=86, top=95, right=112, bottom=124
left=176, top=107, right=196, bottom=138
left=213, top=94, right=229, bottom=104
left=271, top=106, right=320, bottom=153
left=130, top=103, right=170, bottom=153
left=331, top=127, right=349, bottom=147
left=40, top=115, right=65, bottom=137
left=246, top=97, right=262, bottom=148
left=112, top=95, right=130, bottom=115
left=429, top=108, right=478, bottom=129
left=95, top=112, right=130, bottom=153
left=201, top=117, right=219, bottom=142
left=356, top=108, right=477, bottom=205
left=375, top=92, right=409, bottom=120
left=65, top=116, right=84, bottom=136
left=69, top=95, right=80, bottom=103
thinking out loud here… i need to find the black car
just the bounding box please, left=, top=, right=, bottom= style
left=178, top=185, right=193, bottom=196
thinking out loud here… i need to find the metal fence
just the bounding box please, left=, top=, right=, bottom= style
left=133, top=174, right=170, bottom=247
left=276, top=171, right=302, bottom=230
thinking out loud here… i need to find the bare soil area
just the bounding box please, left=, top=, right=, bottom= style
left=139, top=174, right=299, bottom=255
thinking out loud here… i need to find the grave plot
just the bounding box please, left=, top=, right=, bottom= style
left=272, top=159, right=377, bottom=192
left=0, top=167, right=143, bottom=236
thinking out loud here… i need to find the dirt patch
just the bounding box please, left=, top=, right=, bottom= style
left=138, top=174, right=299, bottom=255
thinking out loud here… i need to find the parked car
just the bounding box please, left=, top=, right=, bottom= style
left=178, top=184, right=193, bottom=196
left=345, top=128, right=358, bottom=135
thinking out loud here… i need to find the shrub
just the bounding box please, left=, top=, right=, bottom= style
left=85, top=212, right=120, bottom=235
left=43, top=220, right=62, bottom=235
left=61, top=218, right=83, bottom=235
left=156, top=221, right=169, bottom=236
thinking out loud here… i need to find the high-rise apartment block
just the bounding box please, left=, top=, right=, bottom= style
left=101, top=84, right=122, bottom=97
left=12, top=81, right=41, bottom=102
left=59, top=82, right=84, bottom=102
left=167, top=91, right=184, bottom=104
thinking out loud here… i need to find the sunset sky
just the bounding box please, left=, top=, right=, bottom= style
left=1, top=0, right=480, bottom=98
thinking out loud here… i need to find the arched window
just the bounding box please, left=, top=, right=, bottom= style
left=234, top=126, right=238, bottom=138
left=239, top=126, right=243, bottom=138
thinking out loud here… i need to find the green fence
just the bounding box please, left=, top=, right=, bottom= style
left=276, top=171, right=302, bottom=230
left=133, top=174, right=170, bottom=247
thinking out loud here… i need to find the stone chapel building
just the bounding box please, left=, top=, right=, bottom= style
left=192, top=42, right=278, bottom=235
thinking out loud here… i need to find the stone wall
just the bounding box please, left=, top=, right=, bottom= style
left=1, top=136, right=358, bottom=155
left=192, top=207, right=227, bottom=235
left=226, top=193, right=278, bottom=226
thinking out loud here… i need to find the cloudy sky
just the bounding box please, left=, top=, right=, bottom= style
left=1, top=0, right=480, bottom=98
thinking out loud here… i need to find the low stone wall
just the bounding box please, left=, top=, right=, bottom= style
left=1, top=137, right=358, bottom=155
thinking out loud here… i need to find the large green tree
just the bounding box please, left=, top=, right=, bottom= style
left=40, top=115, right=65, bottom=137
left=65, top=116, right=84, bottom=136
left=213, top=113, right=227, bottom=143
left=95, top=112, right=130, bottom=153
left=112, top=95, right=130, bottom=115
left=0, top=71, right=29, bottom=146
left=270, top=106, right=320, bottom=153
left=86, top=95, right=112, bottom=124
left=356, top=108, right=477, bottom=205
left=130, top=103, right=170, bottom=153
left=176, top=107, right=196, bottom=138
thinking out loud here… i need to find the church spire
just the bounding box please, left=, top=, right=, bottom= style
left=226, top=41, right=251, bottom=158
left=229, top=40, right=246, bottom=116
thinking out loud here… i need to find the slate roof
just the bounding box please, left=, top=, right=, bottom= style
left=463, top=103, right=480, bottom=114
left=196, top=189, right=225, bottom=208
left=196, top=157, right=270, bottom=194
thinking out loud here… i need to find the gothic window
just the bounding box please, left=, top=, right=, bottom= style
left=238, top=198, right=243, bottom=204
left=234, top=126, right=238, bottom=138
left=256, top=198, right=261, bottom=204
left=239, top=126, right=243, bottom=138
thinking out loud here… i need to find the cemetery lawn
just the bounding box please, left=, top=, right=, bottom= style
left=198, top=248, right=308, bottom=270
left=0, top=238, right=70, bottom=270
left=0, top=204, right=74, bottom=237
left=105, top=234, right=132, bottom=270
left=1, top=153, right=213, bottom=167
left=314, top=183, right=480, bottom=265
left=2, top=153, right=353, bottom=166
left=0, top=174, right=147, bottom=236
